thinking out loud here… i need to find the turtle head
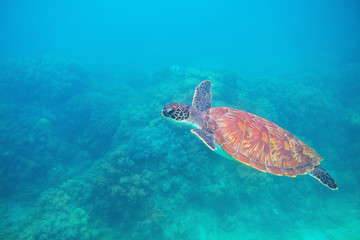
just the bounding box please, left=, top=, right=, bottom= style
left=162, top=103, right=191, bottom=123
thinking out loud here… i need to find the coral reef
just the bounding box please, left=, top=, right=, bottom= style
left=0, top=58, right=359, bottom=240
left=0, top=56, right=92, bottom=105
left=92, top=149, right=156, bottom=223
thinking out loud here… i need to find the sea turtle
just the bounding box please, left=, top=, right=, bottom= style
left=161, top=80, right=338, bottom=190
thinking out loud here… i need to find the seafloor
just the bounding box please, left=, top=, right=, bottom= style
left=0, top=56, right=359, bottom=239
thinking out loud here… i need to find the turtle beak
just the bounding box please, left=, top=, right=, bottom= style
left=162, top=106, right=174, bottom=118
left=161, top=108, right=169, bottom=117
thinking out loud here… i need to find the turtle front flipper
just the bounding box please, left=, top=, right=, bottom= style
left=309, top=166, right=338, bottom=190
left=192, top=80, right=212, bottom=111
left=191, top=129, right=216, bottom=150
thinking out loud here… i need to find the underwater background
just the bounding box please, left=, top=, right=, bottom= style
left=0, top=0, right=360, bottom=239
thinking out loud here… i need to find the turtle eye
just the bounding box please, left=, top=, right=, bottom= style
left=165, top=107, right=175, bottom=114
left=162, top=107, right=175, bottom=117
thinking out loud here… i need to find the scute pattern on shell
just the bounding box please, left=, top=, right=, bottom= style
left=206, top=107, right=322, bottom=177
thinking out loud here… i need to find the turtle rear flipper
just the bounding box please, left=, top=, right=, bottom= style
left=309, top=166, right=338, bottom=190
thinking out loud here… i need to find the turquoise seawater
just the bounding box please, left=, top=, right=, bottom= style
left=0, top=1, right=359, bottom=239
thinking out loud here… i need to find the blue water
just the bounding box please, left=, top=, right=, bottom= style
left=0, top=0, right=359, bottom=239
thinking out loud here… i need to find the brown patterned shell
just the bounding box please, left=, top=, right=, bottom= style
left=205, top=107, right=322, bottom=177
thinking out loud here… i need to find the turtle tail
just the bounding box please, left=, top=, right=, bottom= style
left=309, top=166, right=338, bottom=190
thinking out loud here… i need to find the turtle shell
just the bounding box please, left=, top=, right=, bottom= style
left=205, top=107, right=322, bottom=177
